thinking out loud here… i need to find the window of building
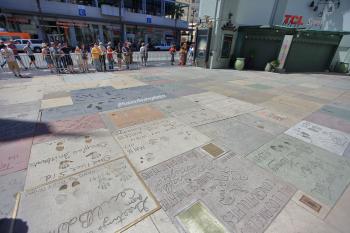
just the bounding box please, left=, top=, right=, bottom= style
left=146, top=0, right=162, bottom=16
left=124, top=0, right=143, bottom=13
left=165, top=1, right=175, bottom=19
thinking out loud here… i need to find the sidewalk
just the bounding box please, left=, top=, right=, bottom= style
left=0, top=66, right=350, bottom=233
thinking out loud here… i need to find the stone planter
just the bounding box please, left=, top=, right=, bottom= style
left=336, top=62, right=349, bottom=73
left=235, top=58, right=245, bottom=71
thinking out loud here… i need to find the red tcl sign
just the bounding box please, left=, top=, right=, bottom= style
left=283, top=15, right=304, bottom=25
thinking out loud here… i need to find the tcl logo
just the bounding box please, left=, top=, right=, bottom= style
left=283, top=15, right=304, bottom=25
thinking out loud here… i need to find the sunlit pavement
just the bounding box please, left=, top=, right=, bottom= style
left=1, top=66, right=350, bottom=233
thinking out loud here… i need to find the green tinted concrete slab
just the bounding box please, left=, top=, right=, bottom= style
left=246, top=83, right=273, bottom=90
left=246, top=134, right=350, bottom=206
left=320, top=105, right=350, bottom=121
left=196, top=118, right=274, bottom=156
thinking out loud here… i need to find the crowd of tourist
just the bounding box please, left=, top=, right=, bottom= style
left=0, top=39, right=195, bottom=78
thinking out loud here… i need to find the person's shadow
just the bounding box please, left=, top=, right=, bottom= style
left=0, top=218, right=28, bottom=233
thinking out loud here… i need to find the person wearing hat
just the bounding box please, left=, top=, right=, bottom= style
left=1, top=44, right=23, bottom=77
left=8, top=40, right=28, bottom=70
left=98, top=42, right=107, bottom=72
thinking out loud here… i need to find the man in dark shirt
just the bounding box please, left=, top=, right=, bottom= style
left=7, top=40, right=28, bottom=69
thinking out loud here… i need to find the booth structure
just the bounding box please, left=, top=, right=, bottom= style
left=233, top=26, right=349, bottom=73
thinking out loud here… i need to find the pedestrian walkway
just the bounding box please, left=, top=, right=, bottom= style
left=0, top=67, right=350, bottom=233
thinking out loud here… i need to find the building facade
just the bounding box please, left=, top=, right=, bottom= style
left=0, top=0, right=188, bottom=46
left=198, top=0, right=350, bottom=69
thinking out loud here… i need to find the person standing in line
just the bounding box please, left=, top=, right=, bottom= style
left=8, top=40, right=28, bottom=70
left=169, top=44, right=176, bottom=65
left=23, top=42, right=38, bottom=69
left=41, top=43, right=54, bottom=73
left=106, top=45, right=115, bottom=71
left=116, top=42, right=123, bottom=70
left=1, top=45, right=23, bottom=78
left=61, top=43, right=74, bottom=73
left=81, top=44, right=89, bottom=72
left=91, top=43, right=102, bottom=72
left=122, top=42, right=131, bottom=70
left=75, top=45, right=83, bottom=72
left=188, top=44, right=194, bottom=65
left=129, top=42, right=134, bottom=64
left=0, top=40, right=7, bottom=69
left=139, top=43, right=148, bottom=67
left=99, top=42, right=107, bottom=72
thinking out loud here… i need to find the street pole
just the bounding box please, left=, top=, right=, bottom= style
left=119, top=0, right=124, bottom=42
left=36, top=0, right=48, bottom=42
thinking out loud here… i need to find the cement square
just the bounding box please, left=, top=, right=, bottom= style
left=183, top=92, right=228, bottom=105
left=0, top=101, right=40, bottom=118
left=40, top=104, right=86, bottom=122
left=252, top=109, right=300, bottom=127
left=325, top=185, right=350, bottom=233
left=305, top=111, right=350, bottom=134
left=260, top=96, right=322, bottom=119
left=264, top=201, right=340, bottom=233
left=34, top=113, right=106, bottom=144
left=196, top=118, right=274, bottom=156
left=16, top=158, right=160, bottom=233
left=70, top=86, right=116, bottom=104
left=0, top=138, right=32, bottom=176
left=227, top=89, right=277, bottom=104
left=107, top=105, right=165, bottom=129
left=123, top=215, right=160, bottom=233
left=235, top=113, right=287, bottom=135
left=41, top=96, right=73, bottom=109
left=0, top=170, right=26, bottom=218
left=246, top=134, right=350, bottom=206
left=154, top=83, right=204, bottom=97
left=43, top=91, right=70, bottom=100
left=285, top=120, right=350, bottom=156
left=203, top=98, right=263, bottom=118
left=246, top=83, right=273, bottom=90
left=151, top=97, right=199, bottom=114
left=110, top=77, right=146, bottom=89
left=320, top=105, right=350, bottom=121
left=140, top=151, right=296, bottom=233
left=26, top=129, right=124, bottom=189
left=150, top=209, right=180, bottom=233
left=112, top=117, right=210, bottom=171
left=170, top=106, right=228, bottom=127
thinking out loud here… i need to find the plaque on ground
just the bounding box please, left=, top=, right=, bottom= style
left=26, top=129, right=124, bottom=189
left=107, top=105, right=164, bottom=129
left=285, top=120, right=350, bottom=156
left=183, top=92, right=228, bottom=105
left=140, top=150, right=296, bottom=233
left=0, top=138, right=33, bottom=176
left=110, top=77, right=146, bottom=89
left=170, top=106, right=228, bottom=127
left=246, top=134, right=350, bottom=206
left=196, top=118, right=274, bottom=157
left=0, top=170, right=26, bottom=218
left=34, top=113, right=106, bottom=144
left=16, top=158, right=160, bottom=233
left=113, top=118, right=210, bottom=171
left=253, top=109, right=298, bottom=127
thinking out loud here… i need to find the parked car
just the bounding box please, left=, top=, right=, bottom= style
left=0, top=32, right=30, bottom=43
left=153, top=43, right=172, bottom=51
left=14, top=39, right=43, bottom=53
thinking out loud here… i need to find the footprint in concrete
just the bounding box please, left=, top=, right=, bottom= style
left=56, top=142, right=64, bottom=151
left=72, top=180, right=80, bottom=187
left=85, top=135, right=92, bottom=143
left=59, top=160, right=73, bottom=169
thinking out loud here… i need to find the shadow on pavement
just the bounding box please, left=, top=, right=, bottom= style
left=0, top=118, right=83, bottom=142
left=0, top=218, right=28, bottom=233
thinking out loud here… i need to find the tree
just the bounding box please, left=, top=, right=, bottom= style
left=173, top=3, right=185, bottom=46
